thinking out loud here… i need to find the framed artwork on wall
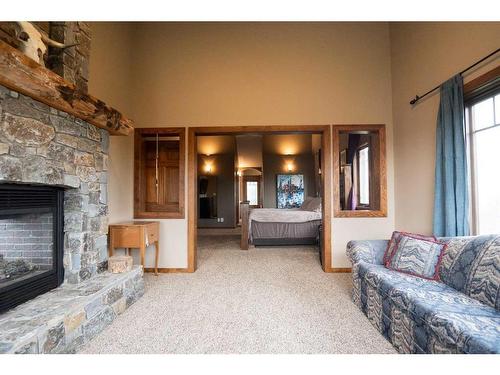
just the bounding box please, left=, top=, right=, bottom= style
left=276, top=174, right=304, bottom=208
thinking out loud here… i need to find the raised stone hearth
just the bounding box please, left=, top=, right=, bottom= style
left=0, top=266, right=144, bottom=353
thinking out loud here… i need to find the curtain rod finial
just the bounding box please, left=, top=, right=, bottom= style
left=410, top=95, right=420, bottom=105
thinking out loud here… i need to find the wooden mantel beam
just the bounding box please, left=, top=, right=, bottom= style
left=0, top=40, right=134, bottom=136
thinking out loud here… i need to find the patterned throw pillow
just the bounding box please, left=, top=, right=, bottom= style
left=383, top=231, right=436, bottom=266
left=386, top=234, right=447, bottom=280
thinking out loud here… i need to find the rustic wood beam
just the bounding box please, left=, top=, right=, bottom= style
left=0, top=40, right=134, bottom=136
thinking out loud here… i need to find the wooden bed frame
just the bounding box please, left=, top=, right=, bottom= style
left=240, top=201, right=251, bottom=250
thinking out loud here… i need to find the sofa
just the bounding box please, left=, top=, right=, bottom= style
left=346, top=234, right=500, bottom=354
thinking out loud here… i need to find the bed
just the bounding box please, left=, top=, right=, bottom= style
left=240, top=197, right=322, bottom=248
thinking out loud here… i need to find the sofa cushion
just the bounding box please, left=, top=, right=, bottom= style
left=439, top=235, right=500, bottom=310
left=387, top=234, right=446, bottom=280
left=383, top=231, right=436, bottom=266
left=358, top=263, right=500, bottom=353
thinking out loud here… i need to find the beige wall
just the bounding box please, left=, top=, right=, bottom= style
left=89, top=22, right=135, bottom=226
left=90, top=22, right=396, bottom=269
left=390, top=22, right=500, bottom=234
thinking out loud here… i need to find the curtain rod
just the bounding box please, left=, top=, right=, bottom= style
left=409, top=47, right=500, bottom=105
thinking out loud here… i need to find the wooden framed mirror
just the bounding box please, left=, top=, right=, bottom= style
left=134, top=127, right=185, bottom=219
left=332, top=124, right=387, bottom=217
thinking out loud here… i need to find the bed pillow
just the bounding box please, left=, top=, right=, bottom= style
left=386, top=234, right=447, bottom=280
left=383, top=231, right=436, bottom=266
left=300, top=197, right=321, bottom=212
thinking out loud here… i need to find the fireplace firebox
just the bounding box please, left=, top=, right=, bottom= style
left=0, top=184, right=64, bottom=313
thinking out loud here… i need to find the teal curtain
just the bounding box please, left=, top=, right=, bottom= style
left=433, top=74, right=469, bottom=237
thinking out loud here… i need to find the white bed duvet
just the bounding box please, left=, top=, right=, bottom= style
left=249, top=208, right=322, bottom=223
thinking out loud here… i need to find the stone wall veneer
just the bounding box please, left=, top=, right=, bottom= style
left=0, top=84, right=109, bottom=283
left=48, top=22, right=91, bottom=93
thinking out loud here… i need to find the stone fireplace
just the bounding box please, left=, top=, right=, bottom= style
left=0, top=84, right=109, bottom=285
left=0, top=21, right=141, bottom=353
left=0, top=87, right=142, bottom=353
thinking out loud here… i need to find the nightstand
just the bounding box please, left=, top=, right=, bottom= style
left=108, top=221, right=160, bottom=275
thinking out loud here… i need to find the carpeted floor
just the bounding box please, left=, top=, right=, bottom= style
left=80, top=235, right=395, bottom=354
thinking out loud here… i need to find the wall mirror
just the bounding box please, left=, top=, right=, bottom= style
left=332, top=125, right=387, bottom=217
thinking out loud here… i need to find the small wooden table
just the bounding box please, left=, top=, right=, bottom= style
left=108, top=221, right=160, bottom=275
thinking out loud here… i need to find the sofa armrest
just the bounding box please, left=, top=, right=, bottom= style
left=346, top=240, right=388, bottom=266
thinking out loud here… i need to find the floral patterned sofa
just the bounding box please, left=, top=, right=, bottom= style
left=346, top=235, right=500, bottom=354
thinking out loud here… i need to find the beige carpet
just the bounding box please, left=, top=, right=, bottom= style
left=80, top=236, right=395, bottom=354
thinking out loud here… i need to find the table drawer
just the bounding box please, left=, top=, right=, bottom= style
left=111, top=227, right=142, bottom=248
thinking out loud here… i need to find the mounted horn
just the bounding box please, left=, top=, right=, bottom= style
left=41, top=34, right=78, bottom=49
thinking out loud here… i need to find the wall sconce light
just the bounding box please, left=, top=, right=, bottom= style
left=204, top=164, right=212, bottom=174
left=286, top=163, right=294, bottom=172
left=237, top=170, right=242, bottom=177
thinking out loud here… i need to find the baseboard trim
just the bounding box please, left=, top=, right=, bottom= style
left=145, top=266, right=351, bottom=273
left=324, top=267, right=352, bottom=273
left=144, top=268, right=191, bottom=273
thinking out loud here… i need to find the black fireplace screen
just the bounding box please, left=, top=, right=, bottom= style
left=0, top=184, right=64, bottom=313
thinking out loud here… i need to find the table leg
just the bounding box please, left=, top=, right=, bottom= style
left=154, top=240, right=159, bottom=276
left=108, top=230, right=114, bottom=257
left=140, top=244, right=145, bottom=271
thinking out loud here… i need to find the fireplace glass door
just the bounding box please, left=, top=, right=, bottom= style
left=0, top=212, right=54, bottom=286
left=0, top=184, right=64, bottom=313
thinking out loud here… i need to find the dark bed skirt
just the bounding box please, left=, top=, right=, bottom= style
left=252, top=237, right=319, bottom=246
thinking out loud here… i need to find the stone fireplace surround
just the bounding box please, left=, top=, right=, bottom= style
left=0, top=84, right=144, bottom=353
left=0, top=84, right=108, bottom=283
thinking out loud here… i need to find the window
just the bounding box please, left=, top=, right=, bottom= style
left=357, top=146, right=370, bottom=206
left=134, top=128, right=185, bottom=218
left=246, top=181, right=258, bottom=206
left=466, top=92, right=500, bottom=235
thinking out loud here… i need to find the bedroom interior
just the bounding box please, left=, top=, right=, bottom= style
left=0, top=15, right=499, bottom=360
left=191, top=126, right=331, bottom=270
left=197, top=134, right=321, bottom=224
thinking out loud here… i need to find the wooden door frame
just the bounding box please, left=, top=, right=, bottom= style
left=187, top=125, right=335, bottom=273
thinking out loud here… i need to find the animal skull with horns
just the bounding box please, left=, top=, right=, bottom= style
left=15, top=21, right=76, bottom=66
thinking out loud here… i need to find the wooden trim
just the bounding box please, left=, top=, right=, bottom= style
left=134, top=127, right=185, bottom=219
left=0, top=40, right=133, bottom=136
left=187, top=127, right=197, bottom=272
left=144, top=267, right=190, bottom=273
left=463, top=65, right=500, bottom=94
left=321, top=126, right=332, bottom=271
left=189, top=125, right=327, bottom=135
left=187, top=125, right=333, bottom=272
left=323, top=267, right=352, bottom=273
left=332, top=124, right=387, bottom=218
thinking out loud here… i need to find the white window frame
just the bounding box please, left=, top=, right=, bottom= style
left=356, top=143, right=370, bottom=208
left=465, top=90, right=500, bottom=235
